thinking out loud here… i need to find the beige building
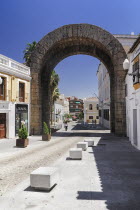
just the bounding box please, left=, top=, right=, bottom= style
left=83, top=97, right=99, bottom=123
left=0, top=54, right=31, bottom=138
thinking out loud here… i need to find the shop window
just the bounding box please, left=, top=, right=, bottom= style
left=15, top=104, right=28, bottom=135
left=0, top=77, right=6, bottom=100
left=19, top=82, right=25, bottom=102
left=89, top=104, right=93, bottom=110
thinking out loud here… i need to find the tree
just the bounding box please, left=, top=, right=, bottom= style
left=50, top=70, right=60, bottom=124
left=23, top=41, right=37, bottom=67
left=78, top=111, right=84, bottom=120
left=64, top=113, right=71, bottom=121
left=52, top=88, right=60, bottom=104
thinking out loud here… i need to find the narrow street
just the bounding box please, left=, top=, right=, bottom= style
left=0, top=122, right=84, bottom=195
left=0, top=122, right=106, bottom=196
left=1, top=123, right=140, bottom=209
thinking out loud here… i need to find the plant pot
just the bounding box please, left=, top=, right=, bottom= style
left=16, top=138, right=28, bottom=148
left=42, top=134, right=51, bottom=141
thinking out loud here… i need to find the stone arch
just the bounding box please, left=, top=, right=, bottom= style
left=30, top=24, right=127, bottom=136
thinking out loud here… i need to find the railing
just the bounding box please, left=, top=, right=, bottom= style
left=16, top=91, right=30, bottom=102
left=0, top=54, right=30, bottom=76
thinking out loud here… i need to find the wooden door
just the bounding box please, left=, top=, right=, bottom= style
left=0, top=113, right=6, bottom=138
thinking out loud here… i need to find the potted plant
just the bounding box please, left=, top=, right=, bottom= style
left=42, top=122, right=51, bottom=141
left=16, top=125, right=28, bottom=148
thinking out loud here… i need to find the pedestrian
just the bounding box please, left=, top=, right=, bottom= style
left=95, top=119, right=97, bottom=125
left=64, top=121, right=68, bottom=131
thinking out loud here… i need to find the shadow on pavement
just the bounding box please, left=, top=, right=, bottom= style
left=24, top=184, right=57, bottom=193
left=52, top=123, right=111, bottom=138
left=76, top=137, right=140, bottom=209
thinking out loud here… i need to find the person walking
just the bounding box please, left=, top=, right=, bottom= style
left=64, top=121, right=68, bottom=131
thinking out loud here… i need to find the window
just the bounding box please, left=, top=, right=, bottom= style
left=125, top=84, right=127, bottom=97
left=19, top=82, right=25, bottom=102
left=99, top=110, right=101, bottom=117
left=133, top=56, right=139, bottom=85
left=89, top=104, right=93, bottom=110
left=0, top=77, right=6, bottom=100
left=103, top=109, right=109, bottom=121
left=89, top=116, right=93, bottom=119
left=96, top=116, right=99, bottom=119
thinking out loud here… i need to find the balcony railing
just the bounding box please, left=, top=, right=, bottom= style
left=0, top=54, right=30, bottom=76
left=16, top=91, right=30, bottom=103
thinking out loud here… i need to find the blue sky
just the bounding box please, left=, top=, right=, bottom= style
left=1, top=0, right=140, bottom=98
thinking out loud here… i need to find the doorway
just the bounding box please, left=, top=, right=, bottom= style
left=0, top=113, right=6, bottom=138
left=133, top=109, right=137, bottom=146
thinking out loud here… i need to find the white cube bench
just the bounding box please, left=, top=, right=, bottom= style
left=77, top=142, right=88, bottom=151
left=30, top=167, right=58, bottom=190
left=84, top=138, right=94, bottom=147
left=69, top=148, right=82, bottom=159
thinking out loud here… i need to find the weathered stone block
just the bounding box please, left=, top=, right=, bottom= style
left=69, top=148, right=82, bottom=159
left=77, top=142, right=88, bottom=151
left=30, top=167, right=59, bottom=190
left=84, top=139, right=94, bottom=147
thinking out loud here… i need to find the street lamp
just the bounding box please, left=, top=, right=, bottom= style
left=0, top=77, right=2, bottom=85
left=123, top=59, right=130, bottom=70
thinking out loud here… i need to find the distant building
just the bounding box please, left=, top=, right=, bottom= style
left=53, top=94, right=69, bottom=123
left=96, top=63, right=110, bottom=129
left=96, top=34, right=138, bottom=129
left=67, top=96, right=83, bottom=118
left=83, top=97, right=99, bottom=123
left=114, top=34, right=138, bottom=53
left=0, top=54, right=31, bottom=138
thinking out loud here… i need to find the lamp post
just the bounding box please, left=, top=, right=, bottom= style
left=84, top=108, right=87, bottom=124
left=0, top=77, right=2, bottom=85
left=123, top=59, right=130, bottom=70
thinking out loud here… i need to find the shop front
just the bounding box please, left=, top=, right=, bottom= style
left=15, top=104, right=28, bottom=135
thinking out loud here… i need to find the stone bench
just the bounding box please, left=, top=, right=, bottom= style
left=69, top=148, right=82, bottom=160
left=30, top=167, right=58, bottom=191
left=84, top=138, right=94, bottom=147
left=77, top=142, right=88, bottom=151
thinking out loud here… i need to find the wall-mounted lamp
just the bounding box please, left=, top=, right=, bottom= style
left=123, top=59, right=130, bottom=70
left=0, top=77, right=2, bottom=85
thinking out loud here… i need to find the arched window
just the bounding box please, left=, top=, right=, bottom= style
left=89, top=104, right=93, bottom=110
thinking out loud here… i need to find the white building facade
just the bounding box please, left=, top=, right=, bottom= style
left=96, top=34, right=138, bottom=130
left=125, top=37, right=140, bottom=149
left=53, top=94, right=69, bottom=123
